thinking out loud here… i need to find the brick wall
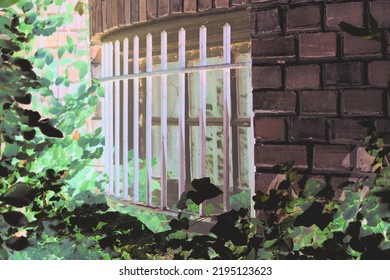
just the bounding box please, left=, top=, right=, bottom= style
left=252, top=0, right=390, bottom=192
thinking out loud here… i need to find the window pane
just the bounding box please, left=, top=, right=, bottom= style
left=235, top=53, right=252, bottom=118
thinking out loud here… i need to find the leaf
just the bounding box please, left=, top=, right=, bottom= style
left=22, top=2, right=34, bottom=13
left=38, top=119, right=64, bottom=138
left=294, top=202, right=324, bottom=228
left=0, top=38, right=20, bottom=51
left=5, top=236, right=30, bottom=251
left=0, top=183, right=35, bottom=207
left=343, top=203, right=359, bottom=220
left=2, top=211, right=28, bottom=227
left=74, top=1, right=85, bottom=16
left=368, top=13, right=379, bottom=34
left=0, top=0, right=19, bottom=8
left=11, top=58, right=33, bottom=71
left=14, top=93, right=32, bottom=105
left=73, top=60, right=89, bottom=79
left=187, top=177, right=222, bottom=205
left=22, top=129, right=36, bottom=141
left=303, top=178, right=325, bottom=197
left=55, top=76, right=64, bottom=85
left=57, top=47, right=66, bottom=59
left=45, top=53, right=54, bottom=65
left=339, top=22, right=371, bottom=37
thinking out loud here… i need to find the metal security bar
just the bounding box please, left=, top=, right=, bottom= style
left=100, top=24, right=250, bottom=213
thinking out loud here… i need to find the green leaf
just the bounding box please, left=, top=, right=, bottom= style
left=74, top=1, right=85, bottom=16
left=0, top=183, right=35, bottom=207
left=343, top=203, right=359, bottom=220
left=22, top=2, right=34, bottom=13
left=339, top=22, right=371, bottom=37
left=0, top=0, right=19, bottom=8
left=66, top=35, right=73, bottom=46
left=0, top=38, right=20, bottom=52
left=57, top=46, right=66, bottom=59
left=303, top=178, right=325, bottom=197
left=45, top=53, right=54, bottom=65
left=55, top=76, right=64, bottom=85
left=2, top=211, right=28, bottom=227
left=73, top=61, right=89, bottom=79
left=3, top=143, right=20, bottom=158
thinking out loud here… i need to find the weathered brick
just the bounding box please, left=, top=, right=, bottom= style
left=343, top=90, right=383, bottom=116
left=300, top=33, right=337, bottom=58
left=371, top=1, right=390, bottom=28
left=376, top=119, right=390, bottom=144
left=325, top=62, right=364, bottom=86
left=253, top=91, right=296, bottom=113
left=124, top=0, right=132, bottom=25
left=252, top=36, right=295, bottom=58
left=286, top=65, right=320, bottom=89
left=198, top=0, right=212, bottom=11
left=215, top=0, right=230, bottom=8
left=343, top=33, right=382, bottom=56
left=171, top=0, right=182, bottom=13
left=286, top=5, right=321, bottom=30
left=255, top=173, right=286, bottom=193
left=313, top=145, right=352, bottom=171
left=368, top=61, right=390, bottom=86
left=255, top=117, right=285, bottom=141
left=132, top=0, right=140, bottom=23
left=256, top=9, right=280, bottom=34
left=256, top=145, right=307, bottom=168
left=331, top=119, right=368, bottom=141
left=326, top=2, right=364, bottom=28
left=252, top=66, right=282, bottom=89
left=158, top=0, right=169, bottom=17
left=183, top=0, right=197, bottom=13
left=356, top=147, right=375, bottom=172
left=147, top=0, right=157, bottom=19
left=232, top=0, right=247, bottom=5
left=139, top=0, right=147, bottom=22
left=291, top=117, right=326, bottom=141
left=301, top=91, right=338, bottom=115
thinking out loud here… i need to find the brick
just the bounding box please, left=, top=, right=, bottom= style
left=371, top=1, right=390, bottom=28
left=184, top=0, right=196, bottom=13
left=124, top=0, right=132, bottom=24
left=132, top=0, right=140, bottom=23
left=111, top=0, right=119, bottom=27
left=215, top=0, right=230, bottom=8
left=376, top=119, right=390, bottom=144
left=300, top=33, right=337, bottom=58
left=286, top=5, right=321, bottom=30
left=106, top=0, right=112, bottom=29
left=343, top=33, right=382, bottom=56
left=158, top=0, right=169, bottom=17
left=139, top=0, right=147, bottom=22
left=301, top=91, right=338, bottom=115
left=256, top=9, right=280, bottom=34
left=286, top=65, right=320, bottom=89
left=313, top=145, right=352, bottom=171
left=232, top=0, right=247, bottom=5
left=147, top=0, right=157, bottom=19
left=331, top=119, right=368, bottom=141
left=101, top=0, right=107, bottom=30
left=250, top=12, right=257, bottom=35
left=252, top=66, right=282, bottom=89
left=255, top=145, right=307, bottom=168
left=252, top=36, right=295, bottom=58
left=291, top=117, right=326, bottom=141
left=325, top=62, right=364, bottom=86
left=356, top=147, right=375, bottom=172
left=255, top=118, right=285, bottom=141
left=343, top=90, right=383, bottom=116
left=171, top=0, right=182, bottom=13
left=198, top=0, right=212, bottom=11
left=253, top=91, right=296, bottom=113
left=326, top=2, right=364, bottom=28
left=255, top=173, right=286, bottom=193
left=368, top=61, right=390, bottom=86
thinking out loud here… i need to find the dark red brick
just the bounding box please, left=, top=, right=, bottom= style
left=376, top=119, right=390, bottom=144
left=117, top=0, right=125, bottom=26
left=253, top=91, right=296, bottom=113
left=132, top=0, right=140, bottom=23
left=313, top=145, right=352, bottom=171
left=158, top=0, right=169, bottom=17
left=371, top=1, right=390, bottom=28
left=198, top=0, right=212, bottom=11
left=368, top=61, right=390, bottom=86
left=256, top=9, right=280, bottom=34
left=252, top=36, right=295, bottom=58
left=326, top=2, right=364, bottom=28
left=301, top=91, right=338, bottom=115
left=300, top=33, right=337, bottom=58
left=252, top=66, right=282, bottom=89
left=255, top=173, right=286, bottom=193
left=232, top=0, right=247, bottom=5
left=331, top=119, right=368, bottom=141
left=356, top=147, right=376, bottom=172
left=343, top=90, right=383, bottom=116
left=183, top=0, right=196, bottom=13
left=325, top=62, right=364, bottom=86
left=171, top=0, right=182, bottom=13
left=139, top=0, right=146, bottom=22
left=255, top=118, right=285, bottom=141
left=147, top=0, right=157, bottom=19
left=124, top=0, right=132, bottom=25
left=255, top=145, right=307, bottom=168
left=291, top=117, right=326, bottom=141
left=286, top=5, right=321, bottom=30
left=215, top=0, right=230, bottom=8
left=286, top=65, right=320, bottom=89
left=343, top=33, right=382, bottom=56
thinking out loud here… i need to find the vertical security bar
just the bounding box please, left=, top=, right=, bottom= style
left=161, top=31, right=168, bottom=209
left=102, top=43, right=109, bottom=193
left=223, top=23, right=231, bottom=211
left=146, top=33, right=153, bottom=206
left=199, top=25, right=207, bottom=215
left=114, top=40, right=121, bottom=198
left=108, top=42, right=114, bottom=195
left=133, top=36, right=140, bottom=202
left=178, top=28, right=186, bottom=197
left=123, top=38, right=129, bottom=200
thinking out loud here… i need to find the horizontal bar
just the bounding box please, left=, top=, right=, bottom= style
left=98, top=62, right=250, bottom=82
left=151, top=117, right=251, bottom=126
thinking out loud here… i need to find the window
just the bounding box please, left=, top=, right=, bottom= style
left=99, top=10, right=253, bottom=215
